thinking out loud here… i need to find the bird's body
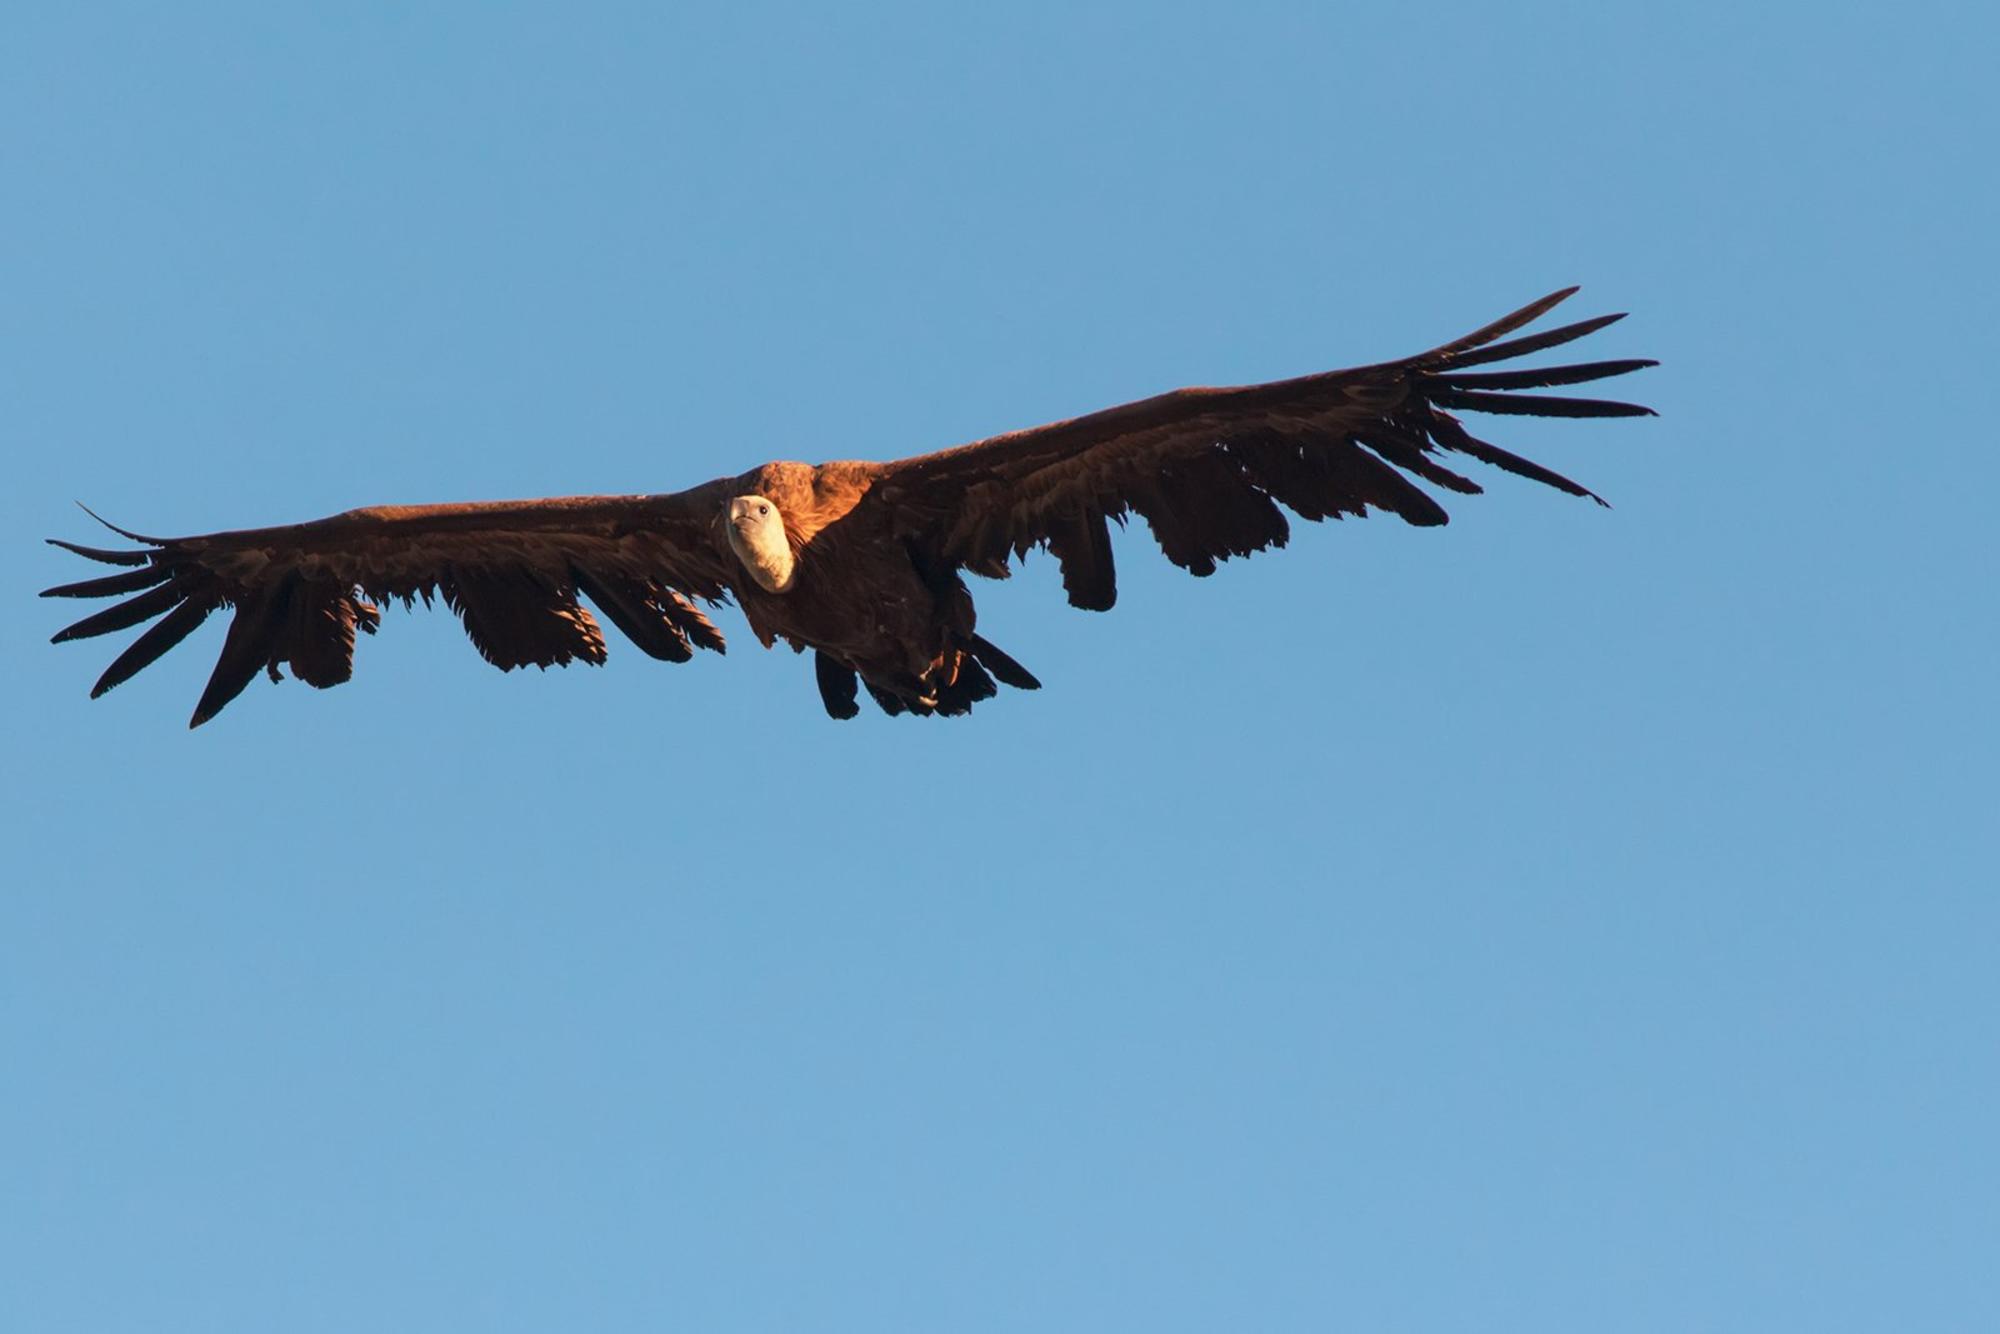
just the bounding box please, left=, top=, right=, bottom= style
left=721, top=460, right=982, bottom=710
left=45, top=288, right=1657, bottom=726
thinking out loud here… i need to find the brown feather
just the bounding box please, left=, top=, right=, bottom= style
left=1438, top=312, right=1628, bottom=370
left=91, top=599, right=215, bottom=698
left=41, top=564, right=175, bottom=600
left=46, top=538, right=154, bottom=566
left=963, top=554, right=1012, bottom=580
left=1415, top=287, right=1579, bottom=363
left=662, top=590, right=727, bottom=654
left=282, top=582, right=363, bottom=689
left=450, top=567, right=608, bottom=672
left=933, top=653, right=996, bottom=715
left=1173, top=453, right=1291, bottom=562
left=1436, top=358, right=1657, bottom=391
left=1329, top=444, right=1451, bottom=526
left=572, top=566, right=694, bottom=662
left=864, top=680, right=909, bottom=717
left=1230, top=431, right=1353, bottom=522
left=968, top=634, right=1040, bottom=690
left=1352, top=428, right=1484, bottom=496
left=1423, top=413, right=1605, bottom=505
left=814, top=651, right=861, bottom=719
left=1126, top=474, right=1213, bottom=574
left=1430, top=387, right=1657, bottom=418
left=52, top=582, right=186, bottom=643
left=191, top=582, right=295, bottom=728
left=1044, top=506, right=1118, bottom=611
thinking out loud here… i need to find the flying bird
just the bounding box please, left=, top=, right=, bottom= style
left=44, top=287, right=1655, bottom=726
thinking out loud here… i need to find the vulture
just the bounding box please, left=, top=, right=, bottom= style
left=44, top=287, right=1655, bottom=726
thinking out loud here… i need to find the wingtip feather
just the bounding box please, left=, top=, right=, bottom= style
left=46, top=537, right=154, bottom=566
left=1418, top=287, right=1584, bottom=363
left=74, top=502, right=167, bottom=545
left=41, top=565, right=174, bottom=600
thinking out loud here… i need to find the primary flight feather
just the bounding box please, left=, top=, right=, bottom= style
left=44, top=288, right=1655, bottom=726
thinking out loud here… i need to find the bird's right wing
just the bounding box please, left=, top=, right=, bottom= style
left=44, top=487, right=740, bottom=726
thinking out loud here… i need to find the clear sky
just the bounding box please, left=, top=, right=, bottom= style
left=4, top=3, right=1995, bottom=1330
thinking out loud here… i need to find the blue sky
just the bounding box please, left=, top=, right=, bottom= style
left=4, top=3, right=1994, bottom=1330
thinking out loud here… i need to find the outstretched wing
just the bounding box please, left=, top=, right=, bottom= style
left=875, top=288, right=1654, bottom=609
left=44, top=488, right=738, bottom=726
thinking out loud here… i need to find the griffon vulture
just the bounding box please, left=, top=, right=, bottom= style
left=44, top=288, right=1655, bottom=726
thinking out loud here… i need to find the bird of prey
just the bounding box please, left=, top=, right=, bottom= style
left=44, top=287, right=1654, bottom=726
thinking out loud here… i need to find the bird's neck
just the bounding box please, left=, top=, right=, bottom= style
left=730, top=525, right=797, bottom=594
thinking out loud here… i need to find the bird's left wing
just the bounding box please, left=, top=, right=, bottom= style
left=44, top=489, right=739, bottom=726
left=873, top=288, right=1655, bottom=610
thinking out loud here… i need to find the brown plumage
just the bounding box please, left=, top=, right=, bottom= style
left=44, top=288, right=1655, bottom=726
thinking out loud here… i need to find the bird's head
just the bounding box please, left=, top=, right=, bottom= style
left=725, top=494, right=796, bottom=593
left=728, top=494, right=778, bottom=534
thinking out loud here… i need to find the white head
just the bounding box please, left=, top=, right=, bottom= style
left=726, top=494, right=796, bottom=593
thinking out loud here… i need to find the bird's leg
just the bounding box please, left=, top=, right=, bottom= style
left=912, top=648, right=963, bottom=709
